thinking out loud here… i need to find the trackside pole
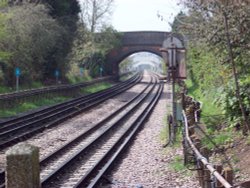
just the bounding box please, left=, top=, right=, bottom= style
left=160, top=36, right=186, bottom=145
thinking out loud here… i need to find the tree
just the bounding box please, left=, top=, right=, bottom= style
left=171, top=11, right=187, bottom=33
left=0, top=1, right=81, bottom=85
left=2, top=4, right=64, bottom=85
left=67, top=25, right=121, bottom=77
left=40, top=0, right=80, bottom=80
left=7, top=0, right=41, bottom=6
left=0, top=6, right=11, bottom=84
left=65, top=0, right=117, bottom=79
left=79, top=0, right=114, bottom=32
left=178, top=0, right=250, bottom=133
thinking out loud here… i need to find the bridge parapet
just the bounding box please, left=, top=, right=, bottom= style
left=120, top=31, right=183, bottom=47
left=106, top=31, right=185, bottom=75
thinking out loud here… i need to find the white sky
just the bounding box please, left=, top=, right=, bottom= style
left=111, top=0, right=183, bottom=32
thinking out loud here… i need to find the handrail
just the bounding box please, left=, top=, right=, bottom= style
left=182, top=110, right=233, bottom=188
left=194, top=108, right=201, bottom=123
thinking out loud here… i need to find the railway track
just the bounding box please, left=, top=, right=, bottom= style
left=0, top=73, right=142, bottom=149
left=0, top=72, right=163, bottom=188
left=38, top=73, right=162, bottom=187
left=0, top=170, right=3, bottom=188
left=0, top=76, right=113, bottom=101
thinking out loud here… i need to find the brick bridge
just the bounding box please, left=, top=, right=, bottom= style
left=105, top=31, right=184, bottom=75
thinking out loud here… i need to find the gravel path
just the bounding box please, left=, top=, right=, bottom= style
left=107, top=83, right=200, bottom=188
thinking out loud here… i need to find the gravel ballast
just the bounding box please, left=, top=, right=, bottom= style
left=0, top=76, right=149, bottom=168
left=0, top=74, right=200, bottom=187
left=108, top=83, right=200, bottom=188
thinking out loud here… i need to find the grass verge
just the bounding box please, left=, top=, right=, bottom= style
left=0, top=82, right=113, bottom=118
left=159, top=114, right=192, bottom=176
left=0, top=96, right=70, bottom=118
left=0, top=81, right=45, bottom=94
left=169, top=155, right=186, bottom=171
left=80, top=82, right=112, bottom=94
left=185, top=79, right=225, bottom=130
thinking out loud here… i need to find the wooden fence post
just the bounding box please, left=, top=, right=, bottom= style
left=223, top=167, right=233, bottom=186
left=193, top=138, right=203, bottom=187
left=214, top=164, right=223, bottom=188
left=200, top=147, right=210, bottom=188
left=6, top=143, right=40, bottom=188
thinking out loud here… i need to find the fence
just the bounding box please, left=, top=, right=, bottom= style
left=182, top=95, right=233, bottom=188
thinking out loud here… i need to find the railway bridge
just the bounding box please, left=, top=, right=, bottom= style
left=105, top=31, right=184, bottom=75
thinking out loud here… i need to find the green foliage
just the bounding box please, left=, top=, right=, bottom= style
left=202, top=131, right=233, bottom=150
left=0, top=86, right=12, bottom=93
left=161, top=59, right=167, bottom=74
left=0, top=0, right=81, bottom=87
left=80, top=82, right=112, bottom=94
left=169, top=155, right=186, bottom=172
left=29, top=81, right=44, bottom=89
left=68, top=26, right=122, bottom=78
left=175, top=1, right=250, bottom=130
left=0, top=4, right=66, bottom=85
left=187, top=43, right=228, bottom=93
left=186, top=78, right=224, bottom=130
left=0, top=1, right=7, bottom=8
left=95, top=27, right=122, bottom=53
left=171, top=11, right=186, bottom=33
left=119, top=57, right=133, bottom=73
left=66, top=63, right=92, bottom=84
left=0, top=96, right=69, bottom=118
left=0, top=13, right=7, bottom=38
left=215, top=77, right=250, bottom=127
left=0, top=12, right=11, bottom=74
left=159, top=115, right=169, bottom=144
left=0, top=81, right=44, bottom=94
left=185, top=44, right=226, bottom=130
left=67, top=75, right=92, bottom=84
left=41, top=0, right=80, bottom=80
left=44, top=0, right=80, bottom=17
left=246, top=136, right=250, bottom=146
left=0, top=0, right=118, bottom=92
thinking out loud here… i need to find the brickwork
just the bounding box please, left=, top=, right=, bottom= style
left=106, top=31, right=184, bottom=75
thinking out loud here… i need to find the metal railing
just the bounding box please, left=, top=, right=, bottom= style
left=182, top=105, right=233, bottom=188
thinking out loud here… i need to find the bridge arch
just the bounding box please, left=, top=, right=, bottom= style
left=105, top=31, right=184, bottom=75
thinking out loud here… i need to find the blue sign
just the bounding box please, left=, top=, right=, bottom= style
left=100, top=67, right=103, bottom=72
left=54, top=69, right=59, bottom=77
left=15, top=67, right=21, bottom=77
left=80, top=67, right=84, bottom=75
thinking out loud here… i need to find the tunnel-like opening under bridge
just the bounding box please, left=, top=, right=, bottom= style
left=105, top=31, right=184, bottom=75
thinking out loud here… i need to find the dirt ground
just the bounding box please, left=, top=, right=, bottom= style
left=211, top=134, right=250, bottom=186
left=228, top=137, right=250, bottom=184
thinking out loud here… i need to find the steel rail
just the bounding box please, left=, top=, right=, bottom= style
left=0, top=76, right=141, bottom=140
left=39, top=75, right=153, bottom=166
left=41, top=74, right=159, bottom=187
left=0, top=75, right=138, bottom=133
left=0, top=73, right=149, bottom=188
left=0, top=169, right=3, bottom=188
left=0, top=74, right=138, bottom=128
left=182, top=110, right=232, bottom=188
left=0, top=74, right=142, bottom=148
left=80, top=79, right=163, bottom=188
left=0, top=76, right=113, bottom=100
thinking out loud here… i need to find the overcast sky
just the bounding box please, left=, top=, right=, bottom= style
left=111, top=0, right=183, bottom=32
